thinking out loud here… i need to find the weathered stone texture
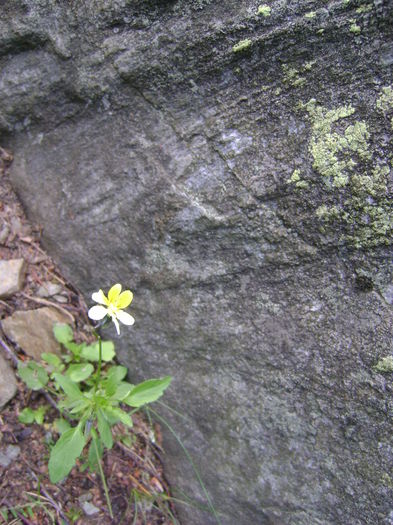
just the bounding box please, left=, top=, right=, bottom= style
left=2, top=307, right=72, bottom=360
left=1, top=1, right=393, bottom=524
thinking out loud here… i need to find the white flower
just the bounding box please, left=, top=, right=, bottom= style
left=88, top=283, right=135, bottom=334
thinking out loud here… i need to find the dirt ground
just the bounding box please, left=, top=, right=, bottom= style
left=0, top=148, right=177, bottom=525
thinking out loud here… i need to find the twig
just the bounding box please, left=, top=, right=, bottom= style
left=128, top=473, right=153, bottom=497
left=25, top=465, right=71, bottom=525
left=0, top=335, right=19, bottom=366
left=0, top=298, right=13, bottom=311
left=115, top=441, right=159, bottom=478
left=20, top=292, right=75, bottom=323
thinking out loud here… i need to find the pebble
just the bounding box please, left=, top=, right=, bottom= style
left=0, top=258, right=26, bottom=298
left=36, top=282, right=63, bottom=298
left=0, top=444, right=20, bottom=467
left=82, top=501, right=100, bottom=516
left=0, top=353, right=17, bottom=408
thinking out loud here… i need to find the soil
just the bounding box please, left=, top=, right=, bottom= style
left=0, top=148, right=177, bottom=525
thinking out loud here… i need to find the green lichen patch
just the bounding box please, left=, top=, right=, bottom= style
left=349, top=22, right=361, bottom=34
left=288, top=169, right=309, bottom=189
left=282, top=65, right=306, bottom=88
left=374, top=356, right=393, bottom=373
left=356, top=4, right=373, bottom=14
left=376, top=86, right=393, bottom=115
left=232, top=39, right=252, bottom=53
left=304, top=99, right=393, bottom=248
left=257, top=4, right=271, bottom=16
left=303, top=61, right=316, bottom=71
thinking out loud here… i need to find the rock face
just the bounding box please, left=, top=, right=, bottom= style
left=1, top=1, right=393, bottom=524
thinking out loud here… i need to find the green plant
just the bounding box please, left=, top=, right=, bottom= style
left=17, top=283, right=171, bottom=519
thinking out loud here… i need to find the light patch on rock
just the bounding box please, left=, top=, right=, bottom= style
left=1, top=307, right=72, bottom=360
left=0, top=259, right=26, bottom=298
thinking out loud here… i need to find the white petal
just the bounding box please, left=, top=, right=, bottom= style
left=92, top=290, right=107, bottom=305
left=112, top=317, right=120, bottom=335
left=88, top=305, right=108, bottom=320
left=116, top=310, right=135, bottom=326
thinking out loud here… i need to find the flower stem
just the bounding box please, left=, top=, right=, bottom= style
left=94, top=332, right=103, bottom=393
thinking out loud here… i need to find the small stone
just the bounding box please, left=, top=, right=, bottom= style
left=0, top=444, right=20, bottom=467
left=82, top=501, right=100, bottom=516
left=78, top=493, right=92, bottom=504
left=53, top=294, right=68, bottom=303
left=0, top=259, right=26, bottom=298
left=0, top=354, right=17, bottom=408
left=1, top=307, right=72, bottom=360
left=36, top=282, right=63, bottom=298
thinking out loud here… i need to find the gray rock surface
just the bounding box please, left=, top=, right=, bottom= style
left=1, top=307, right=71, bottom=360
left=1, top=1, right=393, bottom=524
left=0, top=259, right=26, bottom=298
left=0, top=353, right=17, bottom=408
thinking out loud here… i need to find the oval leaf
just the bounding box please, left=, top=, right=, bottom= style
left=48, top=423, right=86, bottom=483
left=81, top=341, right=115, bottom=362
left=66, top=363, right=94, bottom=383
left=53, top=323, right=74, bottom=345
left=53, top=373, right=84, bottom=400
left=124, top=376, right=172, bottom=408
left=18, top=361, right=49, bottom=391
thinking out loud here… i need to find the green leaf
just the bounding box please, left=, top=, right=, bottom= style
left=18, top=361, right=49, bottom=390
left=54, top=418, right=71, bottom=435
left=33, top=406, right=47, bottom=425
left=106, top=407, right=133, bottom=428
left=53, top=323, right=74, bottom=345
left=81, top=341, right=115, bottom=362
left=97, top=410, right=113, bottom=449
left=48, top=423, right=86, bottom=483
left=110, top=381, right=134, bottom=401
left=124, top=376, right=172, bottom=408
left=68, top=398, right=91, bottom=414
left=63, top=341, right=84, bottom=359
left=88, top=428, right=103, bottom=471
left=18, top=407, right=35, bottom=424
left=107, top=365, right=128, bottom=381
left=66, top=363, right=94, bottom=383
left=41, top=352, right=63, bottom=368
left=104, top=366, right=128, bottom=397
left=53, top=373, right=84, bottom=400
